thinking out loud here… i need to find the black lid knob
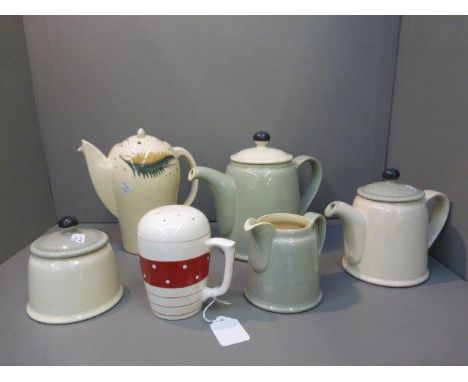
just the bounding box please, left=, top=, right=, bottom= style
left=382, top=168, right=400, bottom=181
left=253, top=131, right=270, bottom=142
left=58, top=216, right=79, bottom=229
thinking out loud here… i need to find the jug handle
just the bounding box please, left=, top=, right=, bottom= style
left=293, top=156, right=322, bottom=214
left=304, top=212, right=327, bottom=254
left=201, top=238, right=235, bottom=301
left=173, top=147, right=199, bottom=206
left=424, top=190, right=450, bottom=248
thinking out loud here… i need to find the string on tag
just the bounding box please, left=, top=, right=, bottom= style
left=202, top=297, right=231, bottom=323
left=203, top=298, right=250, bottom=346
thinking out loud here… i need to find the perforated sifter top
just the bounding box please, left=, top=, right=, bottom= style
left=137, top=205, right=211, bottom=243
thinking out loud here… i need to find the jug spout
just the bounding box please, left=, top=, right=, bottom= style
left=324, top=201, right=366, bottom=264
left=244, top=218, right=276, bottom=272
left=188, top=166, right=236, bottom=237
left=78, top=140, right=118, bottom=217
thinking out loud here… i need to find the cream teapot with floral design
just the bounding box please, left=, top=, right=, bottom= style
left=79, top=128, right=198, bottom=254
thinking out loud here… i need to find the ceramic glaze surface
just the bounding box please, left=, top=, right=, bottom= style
left=137, top=205, right=235, bottom=320
left=357, top=168, right=425, bottom=202
left=27, top=238, right=123, bottom=324
left=244, top=212, right=326, bottom=313
left=138, top=205, right=210, bottom=243
left=344, top=196, right=430, bottom=284
left=79, top=128, right=198, bottom=254
left=230, top=131, right=293, bottom=164
left=188, top=131, right=322, bottom=261
left=324, top=169, right=450, bottom=287
left=226, top=162, right=303, bottom=260
left=31, top=220, right=108, bottom=258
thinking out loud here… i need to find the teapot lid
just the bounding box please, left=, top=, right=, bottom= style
left=230, top=131, right=293, bottom=164
left=30, top=217, right=109, bottom=259
left=138, top=205, right=210, bottom=243
left=108, top=128, right=173, bottom=164
left=357, top=168, right=425, bottom=202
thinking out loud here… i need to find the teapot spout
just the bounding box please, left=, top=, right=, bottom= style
left=244, top=218, right=276, bottom=272
left=324, top=201, right=366, bottom=265
left=78, top=140, right=118, bottom=217
left=188, top=166, right=236, bottom=237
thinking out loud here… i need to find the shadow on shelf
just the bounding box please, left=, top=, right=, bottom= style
left=314, top=270, right=362, bottom=313
left=423, top=258, right=463, bottom=286
left=165, top=288, right=278, bottom=332
left=429, top=215, right=466, bottom=282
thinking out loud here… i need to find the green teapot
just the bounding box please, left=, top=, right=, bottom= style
left=188, top=131, right=322, bottom=261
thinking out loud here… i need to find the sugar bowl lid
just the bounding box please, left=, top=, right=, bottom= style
left=230, top=131, right=293, bottom=165
left=30, top=217, right=109, bottom=259
left=138, top=205, right=210, bottom=243
left=357, top=168, right=425, bottom=202
left=108, top=128, right=172, bottom=160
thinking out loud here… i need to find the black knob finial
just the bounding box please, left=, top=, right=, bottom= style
left=253, top=131, right=270, bottom=142
left=58, top=216, right=79, bottom=229
left=382, top=168, right=400, bottom=181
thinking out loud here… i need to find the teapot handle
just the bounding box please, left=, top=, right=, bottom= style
left=293, top=156, right=323, bottom=214
left=424, top=190, right=450, bottom=248
left=201, top=238, right=235, bottom=301
left=173, top=147, right=199, bottom=206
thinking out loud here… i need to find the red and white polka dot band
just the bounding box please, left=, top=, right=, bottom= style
left=139, top=253, right=210, bottom=288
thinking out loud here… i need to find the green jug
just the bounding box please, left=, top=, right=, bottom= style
left=244, top=212, right=326, bottom=313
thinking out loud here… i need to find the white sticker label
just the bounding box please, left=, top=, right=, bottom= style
left=121, top=182, right=133, bottom=194
left=70, top=233, right=86, bottom=244
left=210, top=316, right=250, bottom=347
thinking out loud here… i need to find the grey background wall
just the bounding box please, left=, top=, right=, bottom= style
left=1, top=15, right=466, bottom=280
left=0, top=16, right=56, bottom=264
left=387, top=16, right=468, bottom=279
left=23, top=16, right=400, bottom=222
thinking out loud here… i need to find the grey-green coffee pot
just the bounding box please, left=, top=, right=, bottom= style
left=243, top=212, right=326, bottom=313
left=188, top=131, right=322, bottom=261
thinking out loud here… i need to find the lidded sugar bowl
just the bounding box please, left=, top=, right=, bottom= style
left=137, top=205, right=235, bottom=320
left=27, top=217, right=123, bottom=324
left=324, top=168, right=450, bottom=287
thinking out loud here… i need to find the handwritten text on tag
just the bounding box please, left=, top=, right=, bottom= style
left=70, top=233, right=86, bottom=244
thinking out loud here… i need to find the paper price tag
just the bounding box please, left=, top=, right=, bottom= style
left=210, top=316, right=250, bottom=347
left=70, top=233, right=86, bottom=244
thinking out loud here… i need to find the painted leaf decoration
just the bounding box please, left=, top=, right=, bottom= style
left=120, top=151, right=176, bottom=178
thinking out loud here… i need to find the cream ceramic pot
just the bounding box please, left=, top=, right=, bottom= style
left=324, top=168, right=450, bottom=287
left=27, top=217, right=123, bottom=324
left=188, top=131, right=322, bottom=261
left=137, top=205, right=235, bottom=320
left=79, top=128, right=198, bottom=254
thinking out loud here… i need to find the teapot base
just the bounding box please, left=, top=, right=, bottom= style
left=342, top=257, right=430, bottom=287
left=244, top=288, right=322, bottom=313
